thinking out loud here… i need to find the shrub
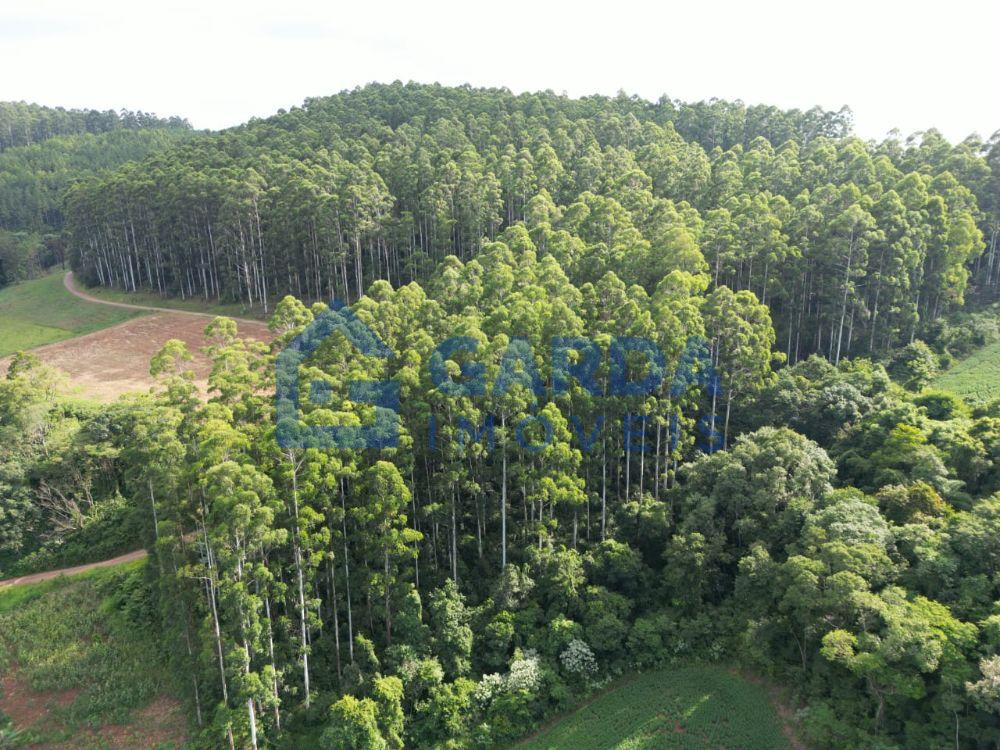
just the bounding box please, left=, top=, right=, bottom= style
left=914, top=389, right=970, bottom=420
left=559, top=638, right=598, bottom=680
left=890, top=341, right=939, bottom=391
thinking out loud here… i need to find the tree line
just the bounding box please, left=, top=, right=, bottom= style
left=0, top=127, right=194, bottom=233
left=0, top=101, right=189, bottom=152
left=65, top=83, right=998, bottom=366
left=0, top=102, right=191, bottom=286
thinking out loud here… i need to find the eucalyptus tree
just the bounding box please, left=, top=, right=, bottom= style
left=702, top=286, right=776, bottom=448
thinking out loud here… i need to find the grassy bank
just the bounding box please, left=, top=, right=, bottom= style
left=0, top=272, right=144, bottom=356
left=0, top=560, right=186, bottom=749
left=933, top=339, right=1000, bottom=405
left=76, top=280, right=271, bottom=320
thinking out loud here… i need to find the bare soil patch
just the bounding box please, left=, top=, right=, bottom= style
left=1, top=669, right=78, bottom=729
left=0, top=311, right=271, bottom=401
left=1, top=671, right=186, bottom=750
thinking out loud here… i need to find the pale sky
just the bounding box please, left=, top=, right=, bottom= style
left=1, top=0, right=997, bottom=144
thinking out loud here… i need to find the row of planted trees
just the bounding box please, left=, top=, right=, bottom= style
left=0, top=101, right=188, bottom=152
left=65, top=84, right=997, bottom=360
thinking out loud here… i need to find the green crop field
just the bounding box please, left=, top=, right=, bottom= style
left=933, top=340, right=1000, bottom=405
left=514, top=666, right=795, bottom=750
left=0, top=272, right=144, bottom=357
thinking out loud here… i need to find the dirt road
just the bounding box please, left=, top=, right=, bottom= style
left=0, top=549, right=148, bottom=588
left=63, top=272, right=264, bottom=324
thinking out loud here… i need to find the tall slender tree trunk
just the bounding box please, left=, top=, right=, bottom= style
left=601, top=411, right=608, bottom=541
left=328, top=562, right=342, bottom=680
left=500, top=413, right=508, bottom=569
left=835, top=230, right=856, bottom=365
left=263, top=593, right=281, bottom=729
left=340, top=479, right=355, bottom=663
left=286, top=453, right=311, bottom=708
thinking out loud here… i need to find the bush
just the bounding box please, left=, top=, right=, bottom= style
left=913, top=389, right=970, bottom=420
left=924, top=304, right=1000, bottom=361
left=890, top=341, right=939, bottom=391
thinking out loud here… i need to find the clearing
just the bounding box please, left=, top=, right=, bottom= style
left=514, top=665, right=800, bottom=750
left=0, top=560, right=186, bottom=749
left=0, top=272, right=272, bottom=400
left=933, top=339, right=1000, bottom=405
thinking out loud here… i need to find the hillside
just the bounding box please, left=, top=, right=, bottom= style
left=0, top=85, right=996, bottom=750
left=0, top=127, right=194, bottom=234
left=64, top=83, right=998, bottom=358
left=0, top=102, right=192, bottom=287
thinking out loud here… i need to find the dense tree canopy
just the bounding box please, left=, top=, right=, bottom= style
left=0, top=127, right=194, bottom=233
left=0, top=102, right=188, bottom=151
left=0, top=102, right=191, bottom=284
left=1, top=85, right=998, bottom=749
left=64, top=83, right=996, bottom=348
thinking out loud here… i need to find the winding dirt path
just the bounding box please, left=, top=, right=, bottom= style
left=0, top=549, right=148, bottom=588
left=63, top=272, right=264, bottom=324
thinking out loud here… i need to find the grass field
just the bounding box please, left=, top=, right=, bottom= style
left=514, top=665, right=796, bottom=750
left=933, top=339, right=1000, bottom=405
left=0, top=560, right=186, bottom=749
left=0, top=272, right=144, bottom=357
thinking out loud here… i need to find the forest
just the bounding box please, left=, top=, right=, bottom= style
left=63, top=83, right=998, bottom=364
left=0, top=104, right=192, bottom=286
left=0, top=83, right=998, bottom=749
left=0, top=102, right=189, bottom=152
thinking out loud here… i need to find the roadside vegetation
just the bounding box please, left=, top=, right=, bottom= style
left=74, top=278, right=269, bottom=320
